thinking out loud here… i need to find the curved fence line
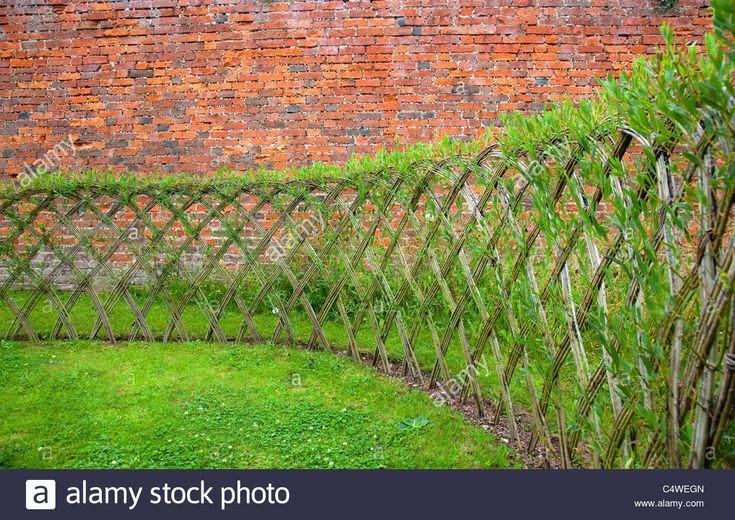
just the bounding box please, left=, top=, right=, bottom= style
left=1, top=112, right=733, bottom=469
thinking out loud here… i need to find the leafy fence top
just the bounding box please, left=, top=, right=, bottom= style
left=1, top=6, right=735, bottom=469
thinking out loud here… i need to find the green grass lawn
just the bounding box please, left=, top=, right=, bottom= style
left=0, top=290, right=576, bottom=459
left=0, top=339, right=516, bottom=469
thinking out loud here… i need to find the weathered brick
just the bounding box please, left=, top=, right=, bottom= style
left=0, top=0, right=710, bottom=178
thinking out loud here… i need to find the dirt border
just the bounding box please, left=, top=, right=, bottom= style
left=329, top=348, right=557, bottom=469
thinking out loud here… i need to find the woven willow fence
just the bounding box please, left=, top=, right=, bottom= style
left=1, top=121, right=733, bottom=468
left=2, top=14, right=735, bottom=468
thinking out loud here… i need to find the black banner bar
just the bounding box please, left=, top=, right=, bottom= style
left=4, top=470, right=730, bottom=519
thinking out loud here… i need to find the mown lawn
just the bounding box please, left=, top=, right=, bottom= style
left=0, top=340, right=516, bottom=469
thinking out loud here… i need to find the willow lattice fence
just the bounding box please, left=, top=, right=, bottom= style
left=2, top=12, right=735, bottom=469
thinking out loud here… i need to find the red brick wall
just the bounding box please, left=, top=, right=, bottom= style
left=1, top=0, right=710, bottom=178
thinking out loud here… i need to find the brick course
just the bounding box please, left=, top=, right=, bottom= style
left=0, top=0, right=711, bottom=178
